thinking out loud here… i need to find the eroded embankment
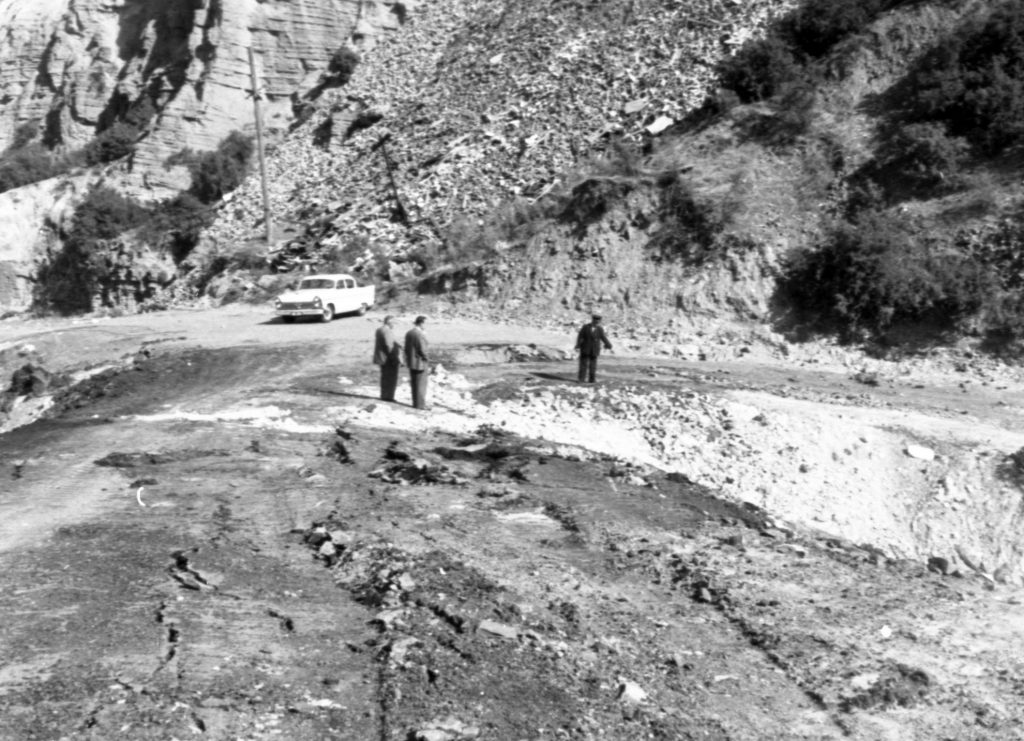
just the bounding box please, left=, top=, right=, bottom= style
left=321, top=356, right=1024, bottom=586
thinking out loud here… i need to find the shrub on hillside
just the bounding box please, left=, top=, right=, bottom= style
left=778, top=0, right=896, bottom=59
left=716, top=37, right=802, bottom=104
left=901, top=0, right=1024, bottom=155
left=135, top=192, right=212, bottom=264
left=0, top=144, right=62, bottom=193
left=716, top=0, right=908, bottom=103
left=172, top=131, right=254, bottom=204
left=868, top=122, right=969, bottom=196
left=784, top=209, right=994, bottom=336
left=327, top=47, right=360, bottom=86
left=83, top=122, right=140, bottom=165
left=35, top=185, right=152, bottom=314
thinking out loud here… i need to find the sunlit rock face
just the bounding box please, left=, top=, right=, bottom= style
left=0, top=0, right=409, bottom=312
left=0, top=0, right=407, bottom=182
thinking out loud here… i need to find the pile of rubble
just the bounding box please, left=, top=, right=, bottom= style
left=200, top=0, right=796, bottom=277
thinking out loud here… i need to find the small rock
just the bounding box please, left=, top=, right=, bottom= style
left=389, top=636, right=421, bottom=664
left=645, top=115, right=673, bottom=135
left=374, top=608, right=406, bottom=630
left=850, top=672, right=879, bottom=690
left=722, top=534, right=744, bottom=548
left=329, top=529, right=352, bottom=546
left=305, top=527, right=329, bottom=547
left=622, top=97, right=648, bottom=115
left=416, top=731, right=453, bottom=741
left=927, top=556, right=952, bottom=575
left=477, top=619, right=518, bottom=640
left=395, top=572, right=417, bottom=592
left=318, top=541, right=337, bottom=558
left=305, top=473, right=329, bottom=484
left=617, top=680, right=647, bottom=704
left=905, top=445, right=935, bottom=462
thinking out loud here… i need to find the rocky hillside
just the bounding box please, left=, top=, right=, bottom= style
left=198, top=0, right=1024, bottom=348
left=196, top=0, right=795, bottom=295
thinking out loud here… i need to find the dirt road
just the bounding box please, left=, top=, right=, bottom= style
left=2, top=305, right=1024, bottom=740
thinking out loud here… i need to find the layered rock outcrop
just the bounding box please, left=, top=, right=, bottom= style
left=0, top=0, right=412, bottom=311
left=0, top=0, right=411, bottom=179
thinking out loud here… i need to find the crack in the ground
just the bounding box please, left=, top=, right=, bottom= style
left=667, top=552, right=853, bottom=736
left=267, top=608, right=295, bottom=632
left=169, top=549, right=217, bottom=591
left=154, top=599, right=181, bottom=671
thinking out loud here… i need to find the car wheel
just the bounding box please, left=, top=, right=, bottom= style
left=357, top=303, right=368, bottom=316
left=320, top=305, right=335, bottom=322
left=282, top=316, right=295, bottom=324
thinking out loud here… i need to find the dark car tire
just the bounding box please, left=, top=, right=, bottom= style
left=357, top=303, right=368, bottom=316
left=320, top=305, right=335, bottom=322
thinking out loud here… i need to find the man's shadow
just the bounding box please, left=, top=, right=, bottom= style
left=530, top=371, right=582, bottom=383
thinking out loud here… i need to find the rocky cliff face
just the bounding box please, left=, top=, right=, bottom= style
left=0, top=0, right=411, bottom=181
left=0, top=0, right=412, bottom=312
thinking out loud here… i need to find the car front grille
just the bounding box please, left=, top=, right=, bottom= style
left=278, top=302, right=317, bottom=311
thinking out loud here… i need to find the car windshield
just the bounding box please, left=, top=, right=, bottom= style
left=299, top=279, right=335, bottom=290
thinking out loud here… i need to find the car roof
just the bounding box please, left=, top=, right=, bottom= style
left=299, top=274, right=355, bottom=281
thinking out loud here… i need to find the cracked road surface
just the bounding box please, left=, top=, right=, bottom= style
left=2, top=306, right=1024, bottom=740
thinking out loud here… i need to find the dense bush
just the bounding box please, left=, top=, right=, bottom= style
left=785, top=209, right=994, bottom=336
left=0, top=144, right=64, bottom=193
left=901, top=0, right=1024, bottom=155
left=82, top=122, right=140, bottom=165
left=778, top=0, right=894, bottom=59
left=134, top=192, right=212, bottom=264
left=0, top=118, right=142, bottom=194
left=327, top=47, right=360, bottom=86
left=36, top=185, right=152, bottom=314
left=173, top=131, right=254, bottom=204
left=864, top=122, right=970, bottom=197
left=717, top=0, right=908, bottom=103
left=716, top=37, right=802, bottom=104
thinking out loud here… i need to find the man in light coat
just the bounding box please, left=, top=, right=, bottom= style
left=575, top=314, right=613, bottom=383
left=372, top=315, right=402, bottom=401
left=404, top=315, right=430, bottom=409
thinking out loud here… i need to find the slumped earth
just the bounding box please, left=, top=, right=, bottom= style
left=1, top=307, right=1023, bottom=740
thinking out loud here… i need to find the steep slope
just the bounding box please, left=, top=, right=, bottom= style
left=199, top=0, right=795, bottom=272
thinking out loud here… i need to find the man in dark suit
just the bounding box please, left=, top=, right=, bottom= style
left=575, top=314, right=613, bottom=383
left=404, top=315, right=430, bottom=409
left=372, top=315, right=402, bottom=401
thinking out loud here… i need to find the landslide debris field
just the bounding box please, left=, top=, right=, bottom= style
left=3, top=314, right=1024, bottom=740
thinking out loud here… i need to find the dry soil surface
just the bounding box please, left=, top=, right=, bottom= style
left=2, top=305, right=1024, bottom=740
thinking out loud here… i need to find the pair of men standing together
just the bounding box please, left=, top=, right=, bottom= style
left=373, top=315, right=431, bottom=409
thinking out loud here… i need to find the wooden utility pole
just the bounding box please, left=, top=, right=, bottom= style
left=247, top=47, right=273, bottom=245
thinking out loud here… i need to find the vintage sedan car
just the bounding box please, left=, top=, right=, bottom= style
left=274, top=273, right=375, bottom=322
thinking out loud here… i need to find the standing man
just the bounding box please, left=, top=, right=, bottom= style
left=575, top=314, right=613, bottom=383
left=404, top=315, right=430, bottom=409
left=373, top=315, right=402, bottom=401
